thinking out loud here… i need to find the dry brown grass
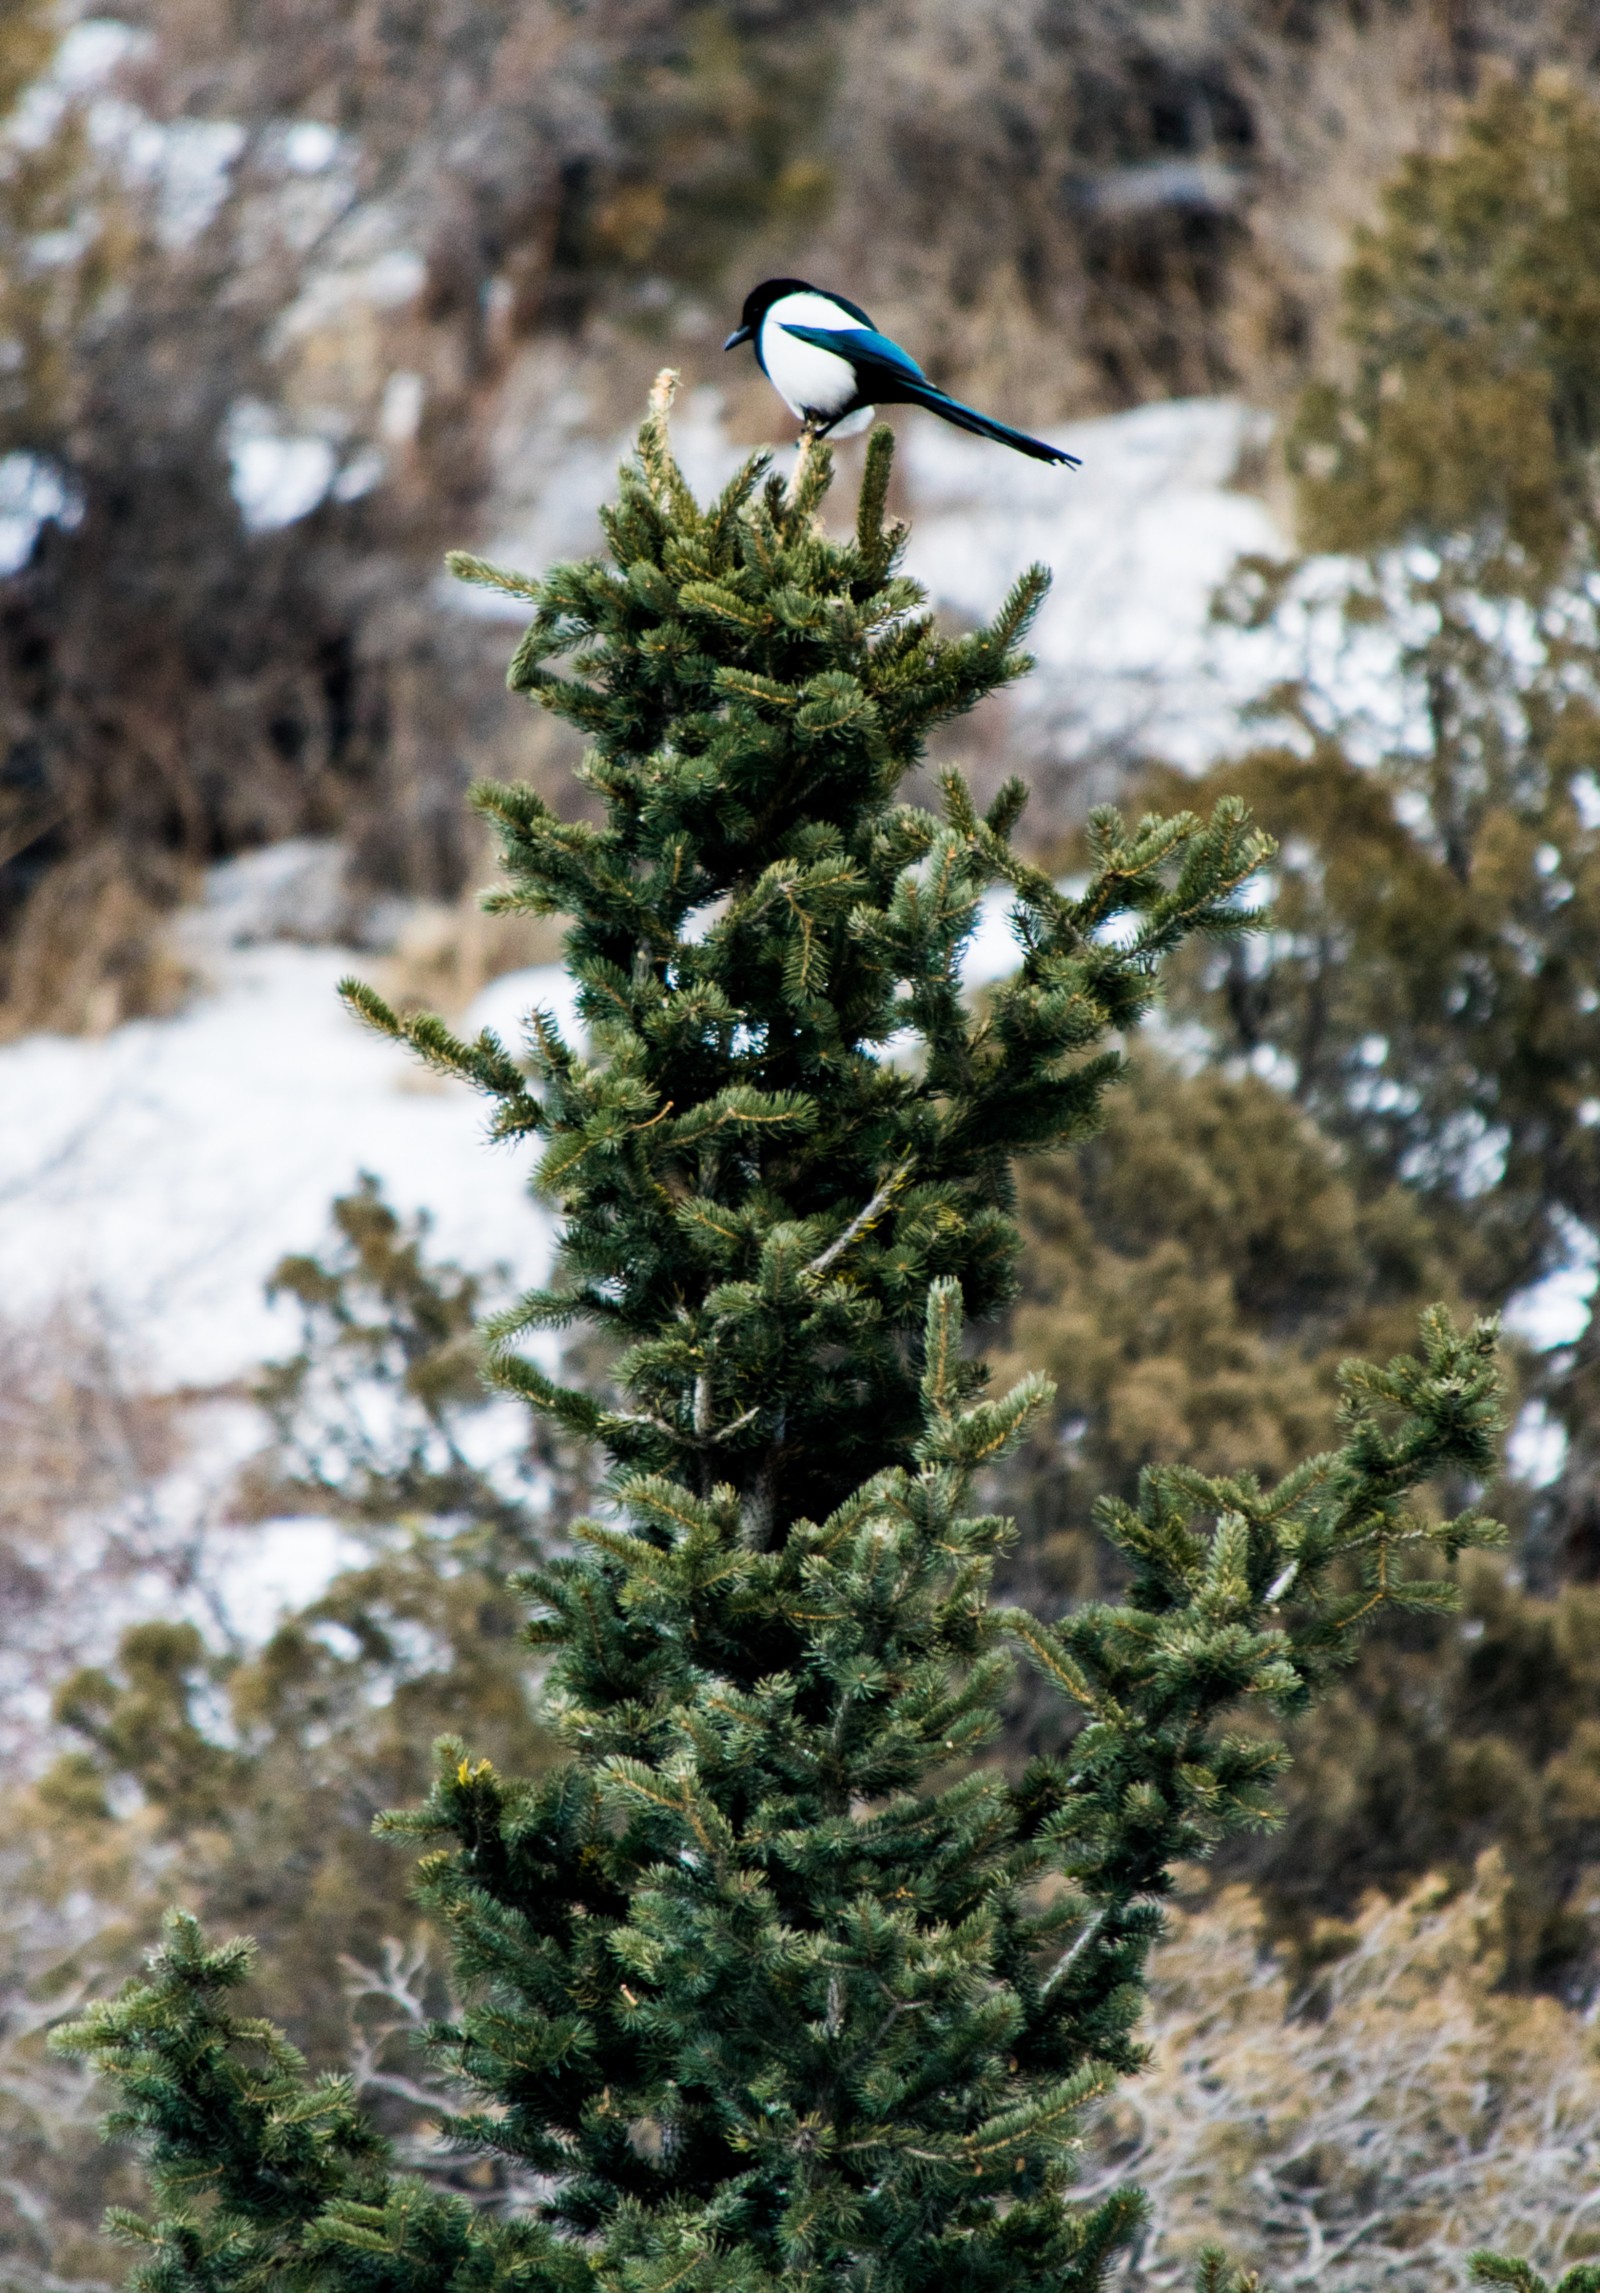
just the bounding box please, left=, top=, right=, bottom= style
left=374, top=887, right=566, bottom=1020
left=0, top=845, right=196, bottom=1042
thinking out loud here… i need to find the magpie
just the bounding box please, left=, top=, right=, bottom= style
left=724, top=278, right=1080, bottom=468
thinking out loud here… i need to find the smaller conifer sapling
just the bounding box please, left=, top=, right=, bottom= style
left=60, top=376, right=1504, bottom=2293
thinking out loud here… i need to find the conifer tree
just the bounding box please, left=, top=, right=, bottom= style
left=59, top=377, right=1503, bottom=2293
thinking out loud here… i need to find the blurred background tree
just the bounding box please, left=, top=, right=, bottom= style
left=1156, top=76, right=1600, bottom=1583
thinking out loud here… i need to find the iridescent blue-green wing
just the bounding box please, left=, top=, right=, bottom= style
left=777, top=323, right=928, bottom=387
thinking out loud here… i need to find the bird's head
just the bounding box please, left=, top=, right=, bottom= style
left=723, top=277, right=819, bottom=351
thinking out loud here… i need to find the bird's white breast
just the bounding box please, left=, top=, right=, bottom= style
left=759, top=290, right=864, bottom=421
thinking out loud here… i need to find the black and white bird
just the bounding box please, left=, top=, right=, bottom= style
left=724, top=278, right=1080, bottom=468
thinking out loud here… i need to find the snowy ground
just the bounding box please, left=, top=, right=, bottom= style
left=0, top=859, right=564, bottom=1395
left=899, top=399, right=1283, bottom=773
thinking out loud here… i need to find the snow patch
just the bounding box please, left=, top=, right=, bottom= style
left=1503, top=1218, right=1600, bottom=1351
left=225, top=399, right=338, bottom=529
left=466, top=965, right=586, bottom=1056
left=279, top=119, right=341, bottom=174
left=1506, top=1399, right=1568, bottom=1490
left=964, top=888, right=1029, bottom=987
left=210, top=1514, right=368, bottom=1642
left=276, top=241, right=425, bottom=345
left=901, top=398, right=1284, bottom=772
left=0, top=452, right=82, bottom=573
left=379, top=370, right=425, bottom=446
left=0, top=927, right=556, bottom=1393
left=191, top=839, right=355, bottom=948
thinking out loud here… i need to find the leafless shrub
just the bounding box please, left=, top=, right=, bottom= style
left=340, top=1937, right=549, bottom=2205
left=1087, top=1859, right=1600, bottom=2293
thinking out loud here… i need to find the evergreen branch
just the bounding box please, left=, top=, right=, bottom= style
left=803, top=1162, right=915, bottom=1280
left=598, top=1401, right=761, bottom=1452
left=486, top=1350, right=605, bottom=1440
left=339, top=979, right=537, bottom=1104
left=855, top=426, right=902, bottom=578
left=446, top=550, right=542, bottom=601
left=1040, top=1908, right=1106, bottom=1999
left=786, top=428, right=832, bottom=519
left=996, top=1610, right=1099, bottom=1712
left=985, top=776, right=1030, bottom=839
left=638, top=368, right=700, bottom=531
left=54, top=1911, right=386, bottom=2252
left=958, top=2061, right=1117, bottom=2162
left=1194, top=2246, right=1265, bottom=2293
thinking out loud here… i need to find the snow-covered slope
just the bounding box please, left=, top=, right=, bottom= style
left=0, top=854, right=564, bottom=1392
left=900, top=399, right=1281, bottom=772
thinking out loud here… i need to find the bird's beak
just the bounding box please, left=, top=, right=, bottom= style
left=723, top=324, right=752, bottom=351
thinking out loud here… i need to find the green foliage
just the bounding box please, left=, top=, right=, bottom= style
left=1182, top=77, right=1600, bottom=1249
left=60, top=388, right=1504, bottom=2293
left=370, top=396, right=1271, bottom=1535
left=66, top=1911, right=567, bottom=2293
left=1472, top=2258, right=1600, bottom=2293
left=62, top=1291, right=1502, bottom=2293
left=1211, top=1552, right=1600, bottom=1992
left=1160, top=691, right=1600, bottom=1305
left=1193, top=2249, right=1263, bottom=2293
left=1467, top=2256, right=1600, bottom=2293
left=55, top=1622, right=241, bottom=1834
left=0, top=1181, right=582, bottom=2282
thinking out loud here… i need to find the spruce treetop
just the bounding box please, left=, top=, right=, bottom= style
left=360, top=371, right=1271, bottom=1532
left=60, top=377, right=1505, bottom=2293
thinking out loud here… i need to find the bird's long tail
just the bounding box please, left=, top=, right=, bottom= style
left=900, top=382, right=1081, bottom=468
